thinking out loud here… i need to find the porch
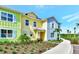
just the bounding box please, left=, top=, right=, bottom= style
left=33, top=27, right=45, bottom=41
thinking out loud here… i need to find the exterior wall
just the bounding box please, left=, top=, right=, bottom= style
left=0, top=7, right=59, bottom=41
left=42, top=21, right=47, bottom=41
left=0, top=7, right=21, bottom=40
left=21, top=15, right=43, bottom=40
left=47, top=17, right=58, bottom=40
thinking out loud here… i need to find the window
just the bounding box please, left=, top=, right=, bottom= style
left=1, top=12, right=7, bottom=16
left=33, top=22, right=36, bottom=27
left=0, top=29, right=13, bottom=38
left=1, top=16, right=7, bottom=20
left=51, top=32, right=54, bottom=37
left=1, top=12, right=7, bottom=21
left=8, top=14, right=13, bottom=22
left=25, top=20, right=29, bottom=26
left=8, top=14, right=13, bottom=18
left=1, top=29, right=7, bottom=38
left=8, top=30, right=12, bottom=37
left=8, top=18, right=13, bottom=22
left=52, top=23, right=54, bottom=28
left=0, top=12, right=15, bottom=22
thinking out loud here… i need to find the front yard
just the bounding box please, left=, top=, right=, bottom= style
left=0, top=41, right=57, bottom=54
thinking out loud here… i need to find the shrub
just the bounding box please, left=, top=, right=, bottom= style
left=12, top=51, right=17, bottom=54
left=0, top=47, right=3, bottom=52
left=18, top=34, right=31, bottom=44
left=37, top=38, right=43, bottom=42
left=71, top=39, right=79, bottom=44
left=5, top=47, right=8, bottom=49
left=10, top=48, right=13, bottom=50
left=4, top=51, right=7, bottom=53
left=0, top=40, right=11, bottom=44
left=0, top=41, right=4, bottom=45
left=13, top=46, right=17, bottom=48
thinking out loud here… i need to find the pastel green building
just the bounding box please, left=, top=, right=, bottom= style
left=0, top=6, right=22, bottom=41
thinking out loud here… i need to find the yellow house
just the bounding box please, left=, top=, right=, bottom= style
left=22, top=12, right=60, bottom=41
left=21, top=12, right=46, bottom=41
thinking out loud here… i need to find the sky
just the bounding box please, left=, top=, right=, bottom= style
left=4, top=5, right=79, bottom=33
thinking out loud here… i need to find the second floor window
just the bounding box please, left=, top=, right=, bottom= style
left=8, top=14, right=13, bottom=22
left=0, top=12, right=14, bottom=22
left=1, top=12, right=7, bottom=21
left=33, top=22, right=36, bottom=27
left=52, top=23, right=54, bottom=28
left=25, top=20, right=29, bottom=26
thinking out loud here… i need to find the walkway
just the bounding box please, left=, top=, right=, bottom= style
left=73, top=45, right=79, bottom=54
left=42, top=38, right=73, bottom=54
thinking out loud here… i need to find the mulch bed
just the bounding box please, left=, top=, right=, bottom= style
left=0, top=42, right=57, bottom=54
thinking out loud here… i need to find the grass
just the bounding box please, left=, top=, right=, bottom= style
left=60, top=34, right=79, bottom=44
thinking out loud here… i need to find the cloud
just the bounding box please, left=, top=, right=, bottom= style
left=62, top=12, right=79, bottom=19
left=36, top=5, right=45, bottom=8
left=67, top=15, right=79, bottom=22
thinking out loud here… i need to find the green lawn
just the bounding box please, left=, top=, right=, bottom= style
left=60, top=34, right=79, bottom=44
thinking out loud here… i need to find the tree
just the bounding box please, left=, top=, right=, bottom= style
left=74, top=27, right=76, bottom=34
left=67, top=30, right=70, bottom=34
left=76, top=23, right=79, bottom=38
left=76, top=23, right=79, bottom=27
left=74, top=27, right=76, bottom=38
left=55, top=28, right=62, bottom=41
left=76, top=23, right=79, bottom=33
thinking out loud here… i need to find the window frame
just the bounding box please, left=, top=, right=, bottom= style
left=1, top=29, right=7, bottom=38
left=0, top=11, right=16, bottom=22
left=33, top=22, right=36, bottom=27
left=0, top=28, right=16, bottom=39
left=52, top=23, right=54, bottom=28
left=51, top=32, right=54, bottom=37
left=25, top=20, right=29, bottom=26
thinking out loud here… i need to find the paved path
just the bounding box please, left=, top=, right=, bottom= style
left=73, top=45, right=79, bottom=54
left=43, top=38, right=73, bottom=54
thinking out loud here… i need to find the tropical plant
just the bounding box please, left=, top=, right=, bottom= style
left=67, top=29, right=70, bottom=34
left=76, top=23, right=79, bottom=38
left=18, top=34, right=31, bottom=44
left=74, top=27, right=76, bottom=38
left=55, top=28, right=62, bottom=41
left=76, top=23, right=79, bottom=28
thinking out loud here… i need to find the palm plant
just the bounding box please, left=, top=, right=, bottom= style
left=76, top=23, right=79, bottom=27
left=67, top=30, right=70, bottom=34
left=76, top=23, right=79, bottom=38
left=55, top=28, right=62, bottom=41
left=74, top=27, right=76, bottom=38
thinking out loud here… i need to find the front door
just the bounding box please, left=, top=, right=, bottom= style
left=39, top=32, right=45, bottom=41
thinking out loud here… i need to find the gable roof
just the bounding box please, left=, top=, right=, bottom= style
left=47, top=16, right=60, bottom=25
left=25, top=12, right=41, bottom=20
left=0, top=6, right=23, bottom=14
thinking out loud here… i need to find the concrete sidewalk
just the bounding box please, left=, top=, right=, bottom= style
left=42, top=38, right=73, bottom=54
left=73, top=45, right=79, bottom=54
